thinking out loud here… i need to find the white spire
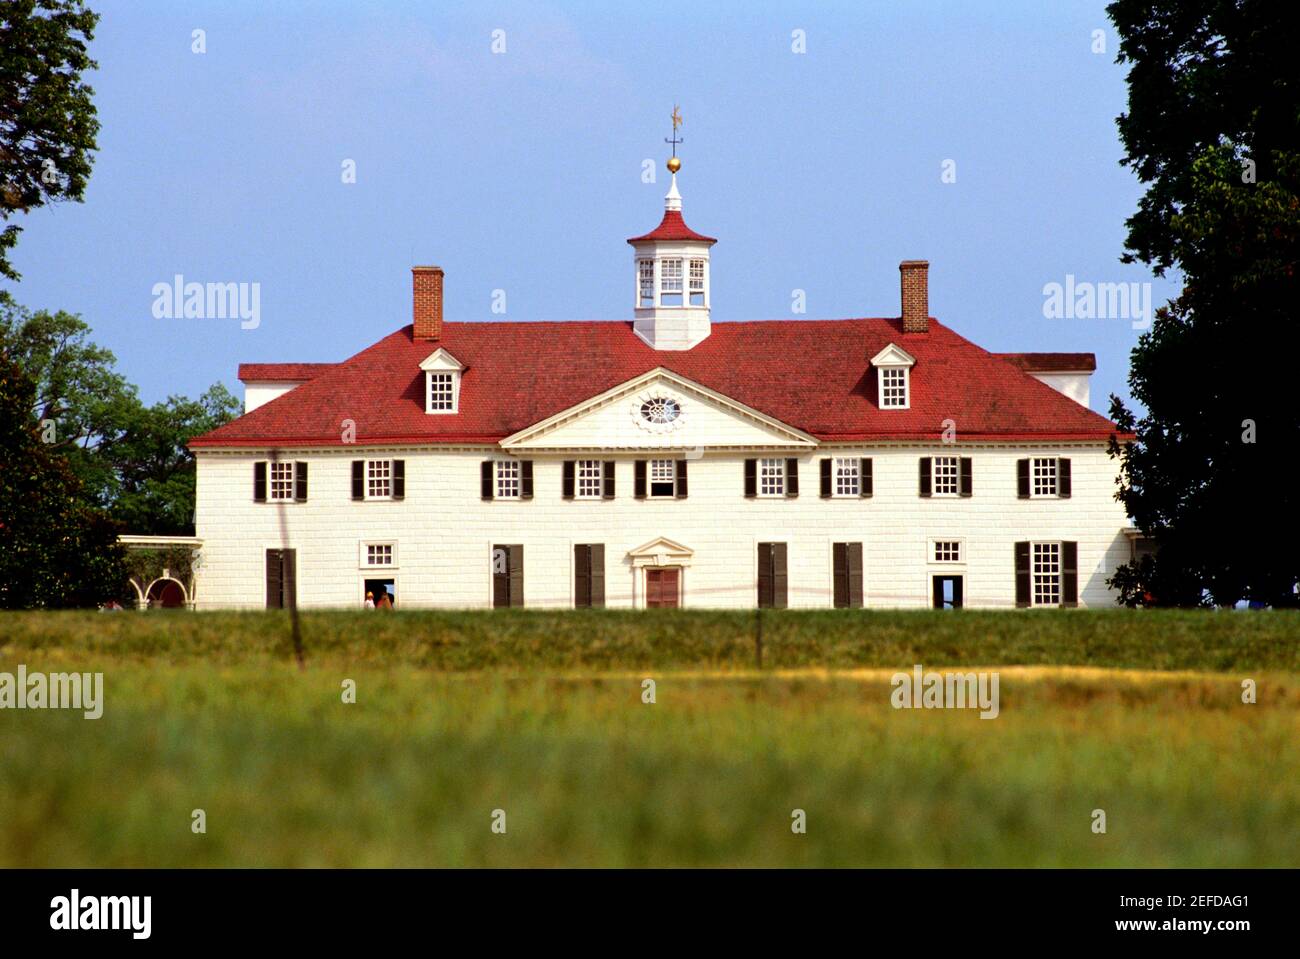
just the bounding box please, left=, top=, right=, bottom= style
left=664, top=173, right=682, bottom=212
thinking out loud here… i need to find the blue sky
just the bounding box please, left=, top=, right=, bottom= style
left=8, top=0, right=1177, bottom=413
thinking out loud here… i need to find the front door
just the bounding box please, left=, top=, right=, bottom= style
left=646, top=567, right=680, bottom=608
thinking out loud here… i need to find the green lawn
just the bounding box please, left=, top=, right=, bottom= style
left=1, top=610, right=1297, bottom=867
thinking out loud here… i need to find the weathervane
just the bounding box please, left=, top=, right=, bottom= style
left=665, top=104, right=683, bottom=173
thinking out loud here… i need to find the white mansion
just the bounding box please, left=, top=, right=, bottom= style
left=190, top=159, right=1131, bottom=610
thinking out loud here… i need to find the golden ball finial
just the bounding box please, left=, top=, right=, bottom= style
left=667, top=156, right=681, bottom=174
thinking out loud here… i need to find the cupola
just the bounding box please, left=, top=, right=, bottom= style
left=627, top=108, right=716, bottom=350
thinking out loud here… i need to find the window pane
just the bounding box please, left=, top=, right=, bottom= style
left=367, top=460, right=391, bottom=498
left=834, top=457, right=860, bottom=496
left=759, top=458, right=785, bottom=496
left=496, top=460, right=520, bottom=498
left=577, top=460, right=603, bottom=498
left=933, top=456, right=959, bottom=495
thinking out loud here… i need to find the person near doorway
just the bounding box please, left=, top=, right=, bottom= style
left=377, top=591, right=392, bottom=610
left=364, top=591, right=375, bottom=609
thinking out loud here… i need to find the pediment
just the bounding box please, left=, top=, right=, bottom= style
left=499, top=368, right=817, bottom=452
left=628, top=536, right=694, bottom=567
left=419, top=348, right=465, bottom=372
left=870, top=343, right=916, bottom=367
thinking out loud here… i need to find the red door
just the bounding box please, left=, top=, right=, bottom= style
left=646, top=568, right=680, bottom=608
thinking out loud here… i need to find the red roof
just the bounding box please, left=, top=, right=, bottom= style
left=191, top=319, right=1124, bottom=449
left=626, top=210, right=717, bottom=245
left=239, top=363, right=338, bottom=382
left=995, top=352, right=1097, bottom=373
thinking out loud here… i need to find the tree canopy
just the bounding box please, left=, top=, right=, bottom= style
left=0, top=293, right=241, bottom=535
left=0, top=350, right=125, bottom=608
left=0, top=0, right=100, bottom=280
left=1107, top=0, right=1299, bottom=606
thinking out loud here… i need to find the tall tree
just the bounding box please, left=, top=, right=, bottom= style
left=1107, top=0, right=1300, bottom=606
left=0, top=350, right=125, bottom=608
left=0, top=0, right=100, bottom=281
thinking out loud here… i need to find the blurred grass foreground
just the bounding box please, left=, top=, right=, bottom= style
left=1, top=609, right=1297, bottom=867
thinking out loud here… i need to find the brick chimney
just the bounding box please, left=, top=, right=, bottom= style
left=412, top=265, right=444, bottom=340
left=899, top=260, right=929, bottom=334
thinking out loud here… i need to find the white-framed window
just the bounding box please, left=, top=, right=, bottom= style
left=367, top=459, right=392, bottom=499
left=689, top=258, right=706, bottom=306
left=660, top=258, right=683, bottom=305
left=933, top=540, right=962, bottom=563
left=1032, top=542, right=1062, bottom=606
left=269, top=461, right=295, bottom=501
left=1031, top=457, right=1059, bottom=497
left=759, top=458, right=786, bottom=497
left=649, top=459, right=676, bottom=497
left=427, top=370, right=457, bottom=413
left=637, top=259, right=655, bottom=308
left=365, top=543, right=395, bottom=567
left=834, top=458, right=860, bottom=496
left=495, top=460, right=521, bottom=499
left=576, top=460, right=603, bottom=499
left=879, top=367, right=909, bottom=409
left=932, top=456, right=960, bottom=496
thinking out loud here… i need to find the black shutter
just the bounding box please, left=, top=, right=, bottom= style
left=574, top=544, right=590, bottom=608
left=392, top=459, right=405, bottom=500
left=959, top=457, right=973, bottom=497
left=634, top=460, right=647, bottom=499
left=1015, top=541, right=1031, bottom=608
left=294, top=462, right=308, bottom=502
left=562, top=461, right=575, bottom=499
left=772, top=542, right=788, bottom=609
left=281, top=549, right=296, bottom=610
left=848, top=542, right=863, bottom=607
left=254, top=461, right=267, bottom=502
left=744, top=459, right=757, bottom=498
left=492, top=545, right=508, bottom=608
left=1058, top=458, right=1072, bottom=498
left=785, top=458, right=799, bottom=497
left=352, top=460, right=365, bottom=501
left=860, top=458, right=873, bottom=497
left=521, top=460, right=533, bottom=499
left=481, top=461, right=494, bottom=500
left=832, top=543, right=848, bottom=608
left=265, top=549, right=282, bottom=608
left=757, top=543, right=772, bottom=608
left=1062, top=541, right=1078, bottom=607
left=508, top=545, right=524, bottom=607
left=602, top=461, right=616, bottom=499
left=675, top=460, right=688, bottom=499
left=919, top=457, right=932, bottom=497
left=820, top=458, right=833, bottom=498
left=1017, top=459, right=1030, bottom=498
left=589, top=544, right=605, bottom=608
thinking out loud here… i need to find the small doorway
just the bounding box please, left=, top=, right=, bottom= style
left=364, top=578, right=396, bottom=609
left=932, top=574, right=964, bottom=609
left=646, top=567, right=680, bottom=608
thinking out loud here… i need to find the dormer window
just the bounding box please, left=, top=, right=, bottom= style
left=419, top=347, right=465, bottom=415
left=880, top=368, right=908, bottom=408
left=870, top=343, right=917, bottom=411
left=428, top=371, right=456, bottom=411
